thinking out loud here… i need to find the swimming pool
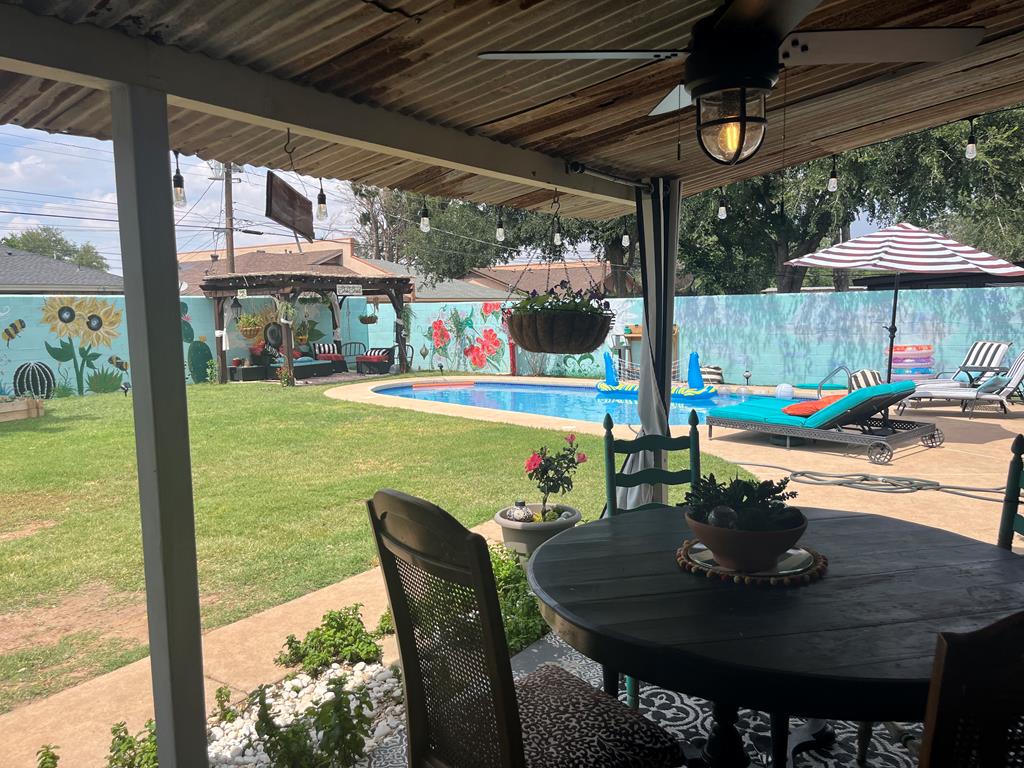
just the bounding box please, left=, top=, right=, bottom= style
left=380, top=381, right=800, bottom=425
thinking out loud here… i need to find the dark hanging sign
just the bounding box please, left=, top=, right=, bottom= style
left=265, top=171, right=314, bottom=242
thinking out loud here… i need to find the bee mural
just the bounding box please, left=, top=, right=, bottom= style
left=3, top=319, right=25, bottom=346
left=108, top=355, right=130, bottom=372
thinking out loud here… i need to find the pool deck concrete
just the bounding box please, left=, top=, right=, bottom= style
left=3, top=374, right=1020, bottom=766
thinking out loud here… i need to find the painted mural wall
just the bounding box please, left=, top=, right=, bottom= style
left=3, top=286, right=1022, bottom=396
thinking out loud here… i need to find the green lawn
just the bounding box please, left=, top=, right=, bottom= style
left=0, top=380, right=748, bottom=712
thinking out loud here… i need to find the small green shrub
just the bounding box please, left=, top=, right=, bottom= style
left=255, top=679, right=372, bottom=768
left=106, top=720, right=158, bottom=768
left=205, top=357, right=219, bottom=384
left=87, top=367, right=124, bottom=394
left=374, top=608, right=394, bottom=637
left=489, top=545, right=548, bottom=655
left=36, top=745, right=60, bottom=768
left=213, top=684, right=237, bottom=723
left=276, top=605, right=381, bottom=675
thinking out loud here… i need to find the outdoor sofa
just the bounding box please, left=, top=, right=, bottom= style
left=706, top=381, right=943, bottom=464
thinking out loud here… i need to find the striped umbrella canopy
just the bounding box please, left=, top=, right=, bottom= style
left=786, top=222, right=1024, bottom=276
left=786, top=223, right=1024, bottom=382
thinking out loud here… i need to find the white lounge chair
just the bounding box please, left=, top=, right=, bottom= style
left=900, top=350, right=1024, bottom=418
left=913, top=340, right=1011, bottom=388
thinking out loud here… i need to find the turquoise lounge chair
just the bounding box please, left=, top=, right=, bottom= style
left=706, top=381, right=944, bottom=464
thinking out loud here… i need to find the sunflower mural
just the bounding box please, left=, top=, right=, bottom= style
left=42, top=296, right=126, bottom=395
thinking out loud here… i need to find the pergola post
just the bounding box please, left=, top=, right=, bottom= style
left=385, top=288, right=408, bottom=373
left=109, top=83, right=207, bottom=768
left=213, top=296, right=227, bottom=383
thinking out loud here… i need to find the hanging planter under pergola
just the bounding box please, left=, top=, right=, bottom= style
left=505, top=283, right=614, bottom=354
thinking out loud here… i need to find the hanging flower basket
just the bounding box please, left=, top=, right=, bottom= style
left=358, top=314, right=378, bottom=325
left=507, top=310, right=612, bottom=354
left=505, top=282, right=613, bottom=354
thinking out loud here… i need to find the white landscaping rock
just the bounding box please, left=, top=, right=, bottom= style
left=206, top=661, right=405, bottom=768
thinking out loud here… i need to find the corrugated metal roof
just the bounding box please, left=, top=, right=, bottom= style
left=0, top=246, right=123, bottom=292
left=1, top=1, right=1023, bottom=217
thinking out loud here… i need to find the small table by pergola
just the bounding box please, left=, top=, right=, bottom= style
left=199, top=271, right=413, bottom=384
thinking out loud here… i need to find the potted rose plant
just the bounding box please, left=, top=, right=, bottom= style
left=505, top=280, right=613, bottom=354
left=682, top=475, right=806, bottom=572
left=494, top=433, right=585, bottom=557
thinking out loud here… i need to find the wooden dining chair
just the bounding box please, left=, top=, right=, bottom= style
left=602, top=410, right=700, bottom=708
left=603, top=410, right=701, bottom=517
left=998, top=433, right=1024, bottom=550
left=366, top=489, right=684, bottom=768
left=917, top=609, right=1024, bottom=766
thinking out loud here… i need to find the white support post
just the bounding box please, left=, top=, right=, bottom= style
left=110, top=83, right=207, bottom=767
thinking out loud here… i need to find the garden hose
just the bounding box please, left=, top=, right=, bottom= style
left=736, top=462, right=1008, bottom=504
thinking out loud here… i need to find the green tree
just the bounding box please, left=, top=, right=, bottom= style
left=1, top=226, right=107, bottom=270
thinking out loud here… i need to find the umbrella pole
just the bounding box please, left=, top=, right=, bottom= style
left=885, top=272, right=901, bottom=384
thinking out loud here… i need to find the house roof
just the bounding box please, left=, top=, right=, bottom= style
left=0, top=247, right=123, bottom=293
left=177, top=249, right=354, bottom=295
left=471, top=260, right=635, bottom=296
left=1, top=3, right=1022, bottom=219
left=356, top=258, right=508, bottom=302
left=177, top=239, right=353, bottom=263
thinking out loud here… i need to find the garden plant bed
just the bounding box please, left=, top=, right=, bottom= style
left=0, top=399, right=43, bottom=424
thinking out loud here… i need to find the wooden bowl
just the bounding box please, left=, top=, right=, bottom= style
left=685, top=510, right=807, bottom=573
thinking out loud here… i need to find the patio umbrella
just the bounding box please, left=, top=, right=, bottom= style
left=786, top=223, right=1024, bottom=382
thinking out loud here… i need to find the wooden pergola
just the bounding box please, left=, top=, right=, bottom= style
left=1, top=2, right=1023, bottom=765
left=199, top=271, right=414, bottom=382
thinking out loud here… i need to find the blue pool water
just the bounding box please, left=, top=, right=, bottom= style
left=381, top=382, right=796, bottom=425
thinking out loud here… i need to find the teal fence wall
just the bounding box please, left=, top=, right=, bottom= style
left=3, top=287, right=1020, bottom=396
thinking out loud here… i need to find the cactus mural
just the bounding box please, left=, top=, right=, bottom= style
left=13, top=361, right=56, bottom=399
left=180, top=301, right=214, bottom=383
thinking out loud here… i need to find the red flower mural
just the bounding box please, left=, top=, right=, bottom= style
left=478, top=327, right=501, bottom=356
left=431, top=318, right=450, bottom=349
left=464, top=343, right=487, bottom=369
left=481, top=302, right=502, bottom=317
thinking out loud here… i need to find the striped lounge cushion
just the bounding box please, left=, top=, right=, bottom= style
left=850, top=369, right=882, bottom=390
left=700, top=365, right=724, bottom=384
left=964, top=340, right=1010, bottom=370
left=311, top=342, right=337, bottom=355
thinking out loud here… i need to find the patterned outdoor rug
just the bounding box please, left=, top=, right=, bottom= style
left=366, top=633, right=919, bottom=767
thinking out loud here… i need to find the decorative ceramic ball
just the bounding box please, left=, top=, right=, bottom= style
left=13, top=361, right=56, bottom=399
left=560, top=510, right=574, bottom=520
left=506, top=506, right=535, bottom=523
left=708, top=505, right=737, bottom=529
left=775, top=383, right=794, bottom=400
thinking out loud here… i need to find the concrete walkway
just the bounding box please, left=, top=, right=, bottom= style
left=4, top=376, right=1020, bottom=766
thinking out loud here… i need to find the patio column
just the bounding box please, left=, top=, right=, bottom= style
left=213, top=296, right=227, bottom=383
left=631, top=177, right=680, bottom=504
left=110, top=84, right=207, bottom=768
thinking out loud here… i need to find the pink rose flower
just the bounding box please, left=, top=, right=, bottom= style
left=576, top=452, right=587, bottom=464
left=566, top=433, right=576, bottom=444
left=525, top=452, right=542, bottom=472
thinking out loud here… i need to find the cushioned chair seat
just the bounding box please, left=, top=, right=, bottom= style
left=515, top=665, right=682, bottom=768
left=707, top=400, right=809, bottom=426
left=356, top=354, right=388, bottom=362
left=316, top=353, right=344, bottom=362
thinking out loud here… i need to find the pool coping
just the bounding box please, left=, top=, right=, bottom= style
left=324, top=375, right=784, bottom=437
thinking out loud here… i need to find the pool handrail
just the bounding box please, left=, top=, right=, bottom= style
left=817, top=366, right=853, bottom=399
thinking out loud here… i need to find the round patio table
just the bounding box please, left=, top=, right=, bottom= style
left=528, top=506, right=1024, bottom=767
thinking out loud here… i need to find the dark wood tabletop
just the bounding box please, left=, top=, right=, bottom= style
left=528, top=506, right=1024, bottom=723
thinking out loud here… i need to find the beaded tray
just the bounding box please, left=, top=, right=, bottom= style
left=675, top=539, right=828, bottom=587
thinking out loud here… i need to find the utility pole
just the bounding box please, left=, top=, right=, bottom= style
left=223, top=163, right=235, bottom=273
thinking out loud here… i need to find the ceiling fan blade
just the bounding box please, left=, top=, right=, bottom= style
left=780, top=27, right=986, bottom=65
left=716, top=0, right=822, bottom=40
left=478, top=49, right=686, bottom=61
left=649, top=85, right=693, bottom=116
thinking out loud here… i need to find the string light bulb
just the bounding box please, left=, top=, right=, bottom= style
left=827, top=156, right=838, bottom=193
left=496, top=209, right=505, bottom=242
left=965, top=116, right=977, bottom=160
left=418, top=201, right=431, bottom=233
left=553, top=216, right=562, bottom=246
left=172, top=150, right=186, bottom=209
left=717, top=197, right=727, bottom=220
left=316, top=179, right=328, bottom=221
left=621, top=220, right=630, bottom=248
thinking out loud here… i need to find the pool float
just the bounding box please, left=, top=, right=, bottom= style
left=597, top=352, right=717, bottom=400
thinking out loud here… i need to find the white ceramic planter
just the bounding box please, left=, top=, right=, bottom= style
left=494, top=503, right=581, bottom=558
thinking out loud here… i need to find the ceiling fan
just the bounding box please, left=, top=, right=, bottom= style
left=479, top=0, right=985, bottom=165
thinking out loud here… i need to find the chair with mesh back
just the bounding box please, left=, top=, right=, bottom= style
left=367, top=489, right=683, bottom=768
left=917, top=609, right=1024, bottom=766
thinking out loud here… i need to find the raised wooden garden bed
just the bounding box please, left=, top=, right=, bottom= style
left=0, top=398, right=44, bottom=424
